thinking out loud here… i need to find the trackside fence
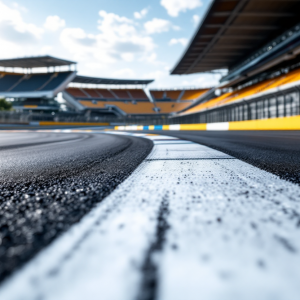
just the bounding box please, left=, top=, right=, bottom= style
left=170, top=86, right=300, bottom=125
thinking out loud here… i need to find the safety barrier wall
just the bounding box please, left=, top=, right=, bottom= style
left=115, top=115, right=300, bottom=131
left=0, top=111, right=117, bottom=124
left=36, top=121, right=110, bottom=126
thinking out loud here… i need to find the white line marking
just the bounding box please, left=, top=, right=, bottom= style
left=0, top=133, right=300, bottom=300
left=148, top=142, right=232, bottom=160
left=207, top=122, right=229, bottom=130
left=169, top=124, right=180, bottom=130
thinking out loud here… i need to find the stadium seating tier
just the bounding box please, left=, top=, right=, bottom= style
left=66, top=87, right=215, bottom=115
left=41, top=72, right=72, bottom=91
left=150, top=91, right=165, bottom=100
left=181, top=89, right=208, bottom=100
left=0, top=74, right=24, bottom=92
left=83, top=89, right=100, bottom=98
left=11, top=74, right=52, bottom=92
left=111, top=89, right=131, bottom=100
left=155, top=102, right=192, bottom=113
left=67, top=88, right=87, bottom=98
left=0, top=72, right=73, bottom=93
left=151, top=89, right=208, bottom=101
left=183, top=68, right=300, bottom=115
left=127, top=89, right=148, bottom=100
left=79, top=100, right=156, bottom=114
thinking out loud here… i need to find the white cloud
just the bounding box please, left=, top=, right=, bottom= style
left=192, top=14, right=200, bottom=26
left=144, top=52, right=157, bottom=63
left=0, top=1, right=44, bottom=45
left=169, top=38, right=188, bottom=46
left=134, top=8, right=149, bottom=19
left=60, top=28, right=98, bottom=61
left=12, top=2, right=28, bottom=13
left=143, top=70, right=167, bottom=80
left=40, top=45, right=53, bottom=54
left=44, top=15, right=65, bottom=32
left=112, top=68, right=136, bottom=78
left=161, top=0, right=203, bottom=17
left=60, top=10, right=156, bottom=66
left=144, top=18, right=180, bottom=34
left=0, top=3, right=213, bottom=88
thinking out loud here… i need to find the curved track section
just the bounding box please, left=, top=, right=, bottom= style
left=146, top=130, right=300, bottom=185
left=1, top=132, right=300, bottom=300
left=0, top=132, right=153, bottom=282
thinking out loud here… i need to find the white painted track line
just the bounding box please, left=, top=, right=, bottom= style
left=0, top=133, right=300, bottom=300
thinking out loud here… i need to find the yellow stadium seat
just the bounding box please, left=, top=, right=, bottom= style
left=181, top=89, right=208, bottom=100
left=155, top=102, right=191, bottom=113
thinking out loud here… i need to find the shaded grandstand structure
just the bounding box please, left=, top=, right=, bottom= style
left=0, top=56, right=77, bottom=113
left=167, top=0, right=300, bottom=125
left=171, top=0, right=300, bottom=75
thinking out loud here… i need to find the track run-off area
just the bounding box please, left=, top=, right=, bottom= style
left=0, top=129, right=300, bottom=300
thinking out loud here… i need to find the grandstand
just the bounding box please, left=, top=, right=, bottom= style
left=64, top=84, right=210, bottom=116
left=0, top=56, right=76, bottom=112
left=64, top=83, right=209, bottom=117
left=150, top=88, right=208, bottom=114
left=168, top=0, right=300, bottom=125
left=63, top=76, right=156, bottom=116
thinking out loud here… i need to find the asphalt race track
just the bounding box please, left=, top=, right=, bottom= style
left=144, top=130, right=300, bottom=185
left=0, top=131, right=153, bottom=282
left=0, top=129, right=300, bottom=300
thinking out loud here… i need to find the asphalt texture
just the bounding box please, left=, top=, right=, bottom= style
left=2, top=133, right=300, bottom=300
left=140, top=130, right=300, bottom=185
left=0, top=132, right=153, bottom=282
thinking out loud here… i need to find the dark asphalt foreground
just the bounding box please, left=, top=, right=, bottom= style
left=142, top=130, right=300, bottom=185
left=0, top=132, right=153, bottom=282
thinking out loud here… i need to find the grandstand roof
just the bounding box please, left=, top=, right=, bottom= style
left=171, top=0, right=300, bottom=75
left=0, top=55, right=76, bottom=68
left=73, top=75, right=154, bottom=85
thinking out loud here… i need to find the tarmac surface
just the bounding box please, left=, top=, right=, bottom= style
left=144, top=130, right=300, bottom=185
left=0, top=129, right=300, bottom=300
left=0, top=131, right=153, bottom=282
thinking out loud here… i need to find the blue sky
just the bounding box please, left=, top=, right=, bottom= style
left=0, top=0, right=221, bottom=88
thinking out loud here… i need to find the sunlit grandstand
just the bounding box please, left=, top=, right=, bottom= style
left=65, top=84, right=208, bottom=116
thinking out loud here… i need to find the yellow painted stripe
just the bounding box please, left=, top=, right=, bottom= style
left=229, top=116, right=300, bottom=130
left=24, top=105, right=38, bottom=108
left=113, top=116, right=300, bottom=131
left=180, top=124, right=206, bottom=130
left=39, top=121, right=109, bottom=126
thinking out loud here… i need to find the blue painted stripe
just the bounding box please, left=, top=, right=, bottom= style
left=154, top=125, right=163, bottom=130
left=143, top=126, right=149, bottom=130
left=29, top=122, right=40, bottom=126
